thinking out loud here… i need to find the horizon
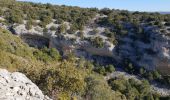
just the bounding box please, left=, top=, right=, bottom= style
left=17, top=0, right=170, bottom=12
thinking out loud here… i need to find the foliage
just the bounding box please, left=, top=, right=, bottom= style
left=57, top=23, right=67, bottom=34
left=0, top=0, right=97, bottom=29
left=84, top=75, right=116, bottom=100
left=5, top=9, right=24, bottom=24
left=90, top=36, right=104, bottom=48
left=0, top=28, right=120, bottom=99
left=0, top=0, right=170, bottom=99
left=94, top=64, right=115, bottom=75
left=108, top=77, right=160, bottom=100
left=33, top=47, right=61, bottom=63
left=25, top=19, right=34, bottom=30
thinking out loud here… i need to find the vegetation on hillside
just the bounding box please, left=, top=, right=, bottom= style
left=0, top=22, right=169, bottom=100
left=0, top=28, right=117, bottom=99
left=0, top=0, right=170, bottom=99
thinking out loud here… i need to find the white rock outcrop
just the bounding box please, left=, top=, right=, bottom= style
left=0, top=69, right=51, bottom=100
left=13, top=24, right=44, bottom=35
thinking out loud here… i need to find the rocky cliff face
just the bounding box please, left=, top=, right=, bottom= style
left=50, top=26, right=170, bottom=75
left=0, top=14, right=170, bottom=75
left=0, top=69, right=51, bottom=100
left=117, top=26, right=170, bottom=75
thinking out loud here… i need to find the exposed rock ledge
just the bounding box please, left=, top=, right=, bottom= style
left=0, top=69, right=52, bottom=100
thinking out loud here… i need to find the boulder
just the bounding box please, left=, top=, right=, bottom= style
left=0, top=69, right=52, bottom=100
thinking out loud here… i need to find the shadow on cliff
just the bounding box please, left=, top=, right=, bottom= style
left=20, top=34, right=49, bottom=49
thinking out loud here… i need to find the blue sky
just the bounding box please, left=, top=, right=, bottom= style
left=17, top=0, right=170, bottom=12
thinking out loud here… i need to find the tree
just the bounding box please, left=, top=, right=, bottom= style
left=104, top=29, right=115, bottom=38
left=109, top=77, right=127, bottom=92
left=50, top=26, right=57, bottom=31
left=68, top=24, right=77, bottom=34
left=49, top=48, right=61, bottom=60
left=152, top=70, right=161, bottom=79
left=58, top=23, right=67, bottom=34
left=26, top=19, right=33, bottom=30
left=39, top=15, right=52, bottom=27
left=96, top=67, right=106, bottom=75
left=92, top=28, right=99, bottom=35
left=91, top=37, right=104, bottom=48
left=148, top=72, right=154, bottom=81
left=139, top=67, right=146, bottom=75
left=106, top=64, right=115, bottom=73
left=5, top=9, right=23, bottom=24
left=126, top=87, right=139, bottom=100
left=125, top=63, right=135, bottom=74
left=138, top=80, right=151, bottom=96
left=85, top=76, right=114, bottom=100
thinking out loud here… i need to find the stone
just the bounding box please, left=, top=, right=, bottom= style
left=0, top=69, right=52, bottom=100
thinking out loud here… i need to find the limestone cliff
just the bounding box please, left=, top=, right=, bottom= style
left=0, top=69, right=51, bottom=100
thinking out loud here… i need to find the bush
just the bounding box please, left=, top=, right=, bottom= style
left=39, top=16, right=52, bottom=27
left=104, top=29, right=116, bottom=38
left=94, top=66, right=106, bottom=75
left=55, top=18, right=64, bottom=24
left=106, top=64, right=115, bottom=73
left=139, top=67, right=146, bottom=75
left=92, top=28, right=99, bottom=34
left=57, top=23, right=67, bottom=34
left=25, top=19, right=33, bottom=30
left=84, top=75, right=115, bottom=100
left=91, top=37, right=104, bottom=48
left=67, top=24, right=77, bottom=34
left=108, top=38, right=117, bottom=45
left=43, top=28, right=48, bottom=33
left=108, top=77, right=156, bottom=100
left=5, top=9, right=23, bottom=24
left=125, top=63, right=135, bottom=74
left=33, top=47, right=60, bottom=63
left=49, top=26, right=57, bottom=31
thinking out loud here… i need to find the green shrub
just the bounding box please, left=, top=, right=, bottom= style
left=84, top=75, right=115, bottom=100
left=67, top=24, right=77, bottom=34
left=108, top=77, right=156, bottom=100
left=91, top=37, right=104, bottom=48
left=58, top=23, right=67, bottom=34
left=33, top=47, right=60, bottom=63
left=49, top=26, right=57, bottom=31
left=26, top=19, right=33, bottom=30
left=106, top=64, right=115, bottom=73
left=39, top=16, right=52, bottom=27
left=5, top=9, right=23, bottom=24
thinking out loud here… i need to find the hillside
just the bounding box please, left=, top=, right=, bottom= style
left=0, top=0, right=170, bottom=99
left=0, top=26, right=117, bottom=100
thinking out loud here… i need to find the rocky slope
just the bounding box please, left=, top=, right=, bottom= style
left=0, top=69, right=51, bottom=100
left=48, top=16, right=170, bottom=75
left=0, top=0, right=169, bottom=99
left=0, top=8, right=170, bottom=76
left=1, top=14, right=170, bottom=75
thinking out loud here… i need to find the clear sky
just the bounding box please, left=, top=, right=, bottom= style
left=17, top=0, right=170, bottom=12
